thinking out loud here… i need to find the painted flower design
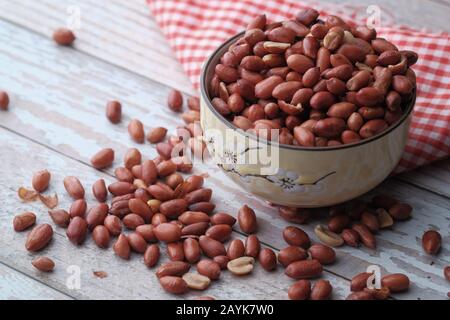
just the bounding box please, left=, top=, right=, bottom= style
left=267, top=168, right=302, bottom=192
left=208, top=125, right=335, bottom=194
left=205, top=136, right=216, bottom=153
left=222, top=149, right=238, bottom=164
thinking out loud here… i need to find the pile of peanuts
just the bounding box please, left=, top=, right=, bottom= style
left=278, top=194, right=413, bottom=299
left=209, top=9, right=418, bottom=147
left=280, top=192, right=448, bottom=299
left=13, top=162, right=447, bottom=300
left=11, top=107, right=448, bottom=299
left=14, top=100, right=444, bottom=299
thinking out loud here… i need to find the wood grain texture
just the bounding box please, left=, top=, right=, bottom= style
left=0, top=19, right=448, bottom=300
left=0, top=263, right=72, bottom=300
left=0, top=0, right=195, bottom=95
left=0, top=0, right=449, bottom=100
left=397, top=159, right=450, bottom=198
left=320, top=0, right=450, bottom=32
left=0, top=128, right=351, bottom=300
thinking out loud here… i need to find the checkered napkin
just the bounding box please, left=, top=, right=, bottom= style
left=147, top=0, right=450, bottom=172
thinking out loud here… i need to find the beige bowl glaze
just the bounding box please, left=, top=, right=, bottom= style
left=200, top=32, right=415, bottom=208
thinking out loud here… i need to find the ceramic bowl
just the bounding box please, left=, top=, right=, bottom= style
left=200, top=32, right=415, bottom=208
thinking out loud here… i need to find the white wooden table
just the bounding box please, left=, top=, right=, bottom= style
left=0, top=0, right=448, bottom=300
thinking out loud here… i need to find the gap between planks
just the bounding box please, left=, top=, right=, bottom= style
left=0, top=260, right=73, bottom=300
left=0, top=0, right=196, bottom=96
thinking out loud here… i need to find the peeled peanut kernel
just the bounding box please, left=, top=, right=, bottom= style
left=227, top=257, right=255, bottom=276
left=263, top=41, right=291, bottom=53
left=147, top=199, right=161, bottom=214
left=376, top=208, right=394, bottom=229
left=182, top=273, right=211, bottom=290
left=314, top=224, right=344, bottom=247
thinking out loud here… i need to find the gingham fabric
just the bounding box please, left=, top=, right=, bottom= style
left=147, top=0, right=450, bottom=172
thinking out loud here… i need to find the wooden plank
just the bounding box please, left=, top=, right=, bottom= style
left=0, top=0, right=449, bottom=99
left=0, top=262, right=72, bottom=300
left=0, top=20, right=448, bottom=299
left=320, top=0, right=450, bottom=32
left=396, top=159, right=450, bottom=198
left=222, top=182, right=450, bottom=301
left=0, top=0, right=195, bottom=95
left=0, top=128, right=351, bottom=300
left=434, top=0, right=450, bottom=6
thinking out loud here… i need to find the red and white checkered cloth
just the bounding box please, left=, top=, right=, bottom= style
left=147, top=0, right=450, bottom=172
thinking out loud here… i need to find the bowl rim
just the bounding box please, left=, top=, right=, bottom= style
left=200, top=31, right=416, bottom=152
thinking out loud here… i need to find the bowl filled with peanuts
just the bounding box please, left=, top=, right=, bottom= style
left=200, top=9, right=418, bottom=208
